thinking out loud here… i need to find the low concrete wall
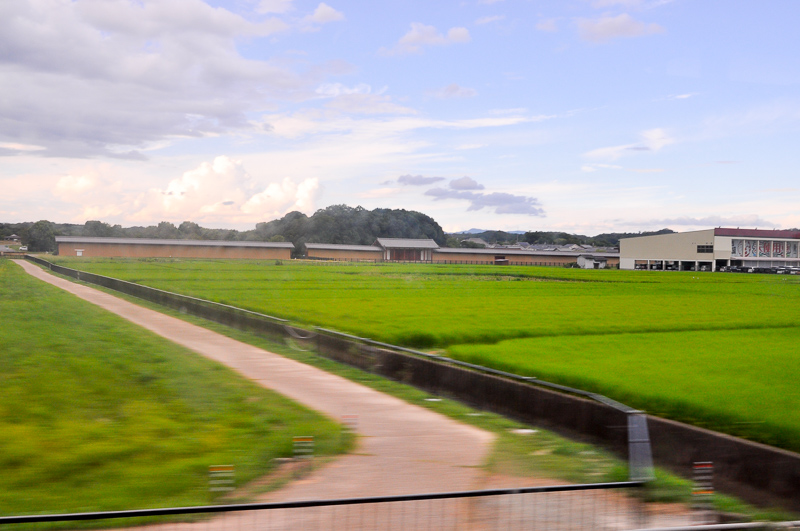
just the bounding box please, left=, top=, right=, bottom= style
left=26, top=255, right=288, bottom=340
left=26, top=255, right=800, bottom=512
left=314, top=333, right=800, bottom=513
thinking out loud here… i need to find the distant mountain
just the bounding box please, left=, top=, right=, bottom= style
left=451, top=228, right=525, bottom=235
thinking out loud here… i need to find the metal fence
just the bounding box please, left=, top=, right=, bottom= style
left=0, top=482, right=648, bottom=530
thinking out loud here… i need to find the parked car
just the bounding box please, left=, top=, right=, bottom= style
left=18, top=246, right=28, bottom=251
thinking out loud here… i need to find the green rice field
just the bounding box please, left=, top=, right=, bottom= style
left=48, top=257, right=800, bottom=453
left=0, top=259, right=348, bottom=516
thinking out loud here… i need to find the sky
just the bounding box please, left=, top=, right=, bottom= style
left=2, top=0, right=799, bottom=235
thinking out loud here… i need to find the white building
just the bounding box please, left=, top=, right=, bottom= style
left=620, top=228, right=800, bottom=271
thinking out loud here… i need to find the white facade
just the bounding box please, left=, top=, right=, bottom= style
left=620, top=228, right=800, bottom=271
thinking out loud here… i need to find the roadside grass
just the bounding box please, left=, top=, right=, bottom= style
left=0, top=260, right=350, bottom=520
left=48, top=257, right=800, bottom=453
left=30, top=264, right=799, bottom=521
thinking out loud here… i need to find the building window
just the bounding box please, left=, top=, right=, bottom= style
left=697, top=244, right=713, bottom=253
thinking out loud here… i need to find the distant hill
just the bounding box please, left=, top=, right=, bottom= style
left=452, top=228, right=525, bottom=235
left=248, top=205, right=446, bottom=254
left=447, top=228, right=675, bottom=247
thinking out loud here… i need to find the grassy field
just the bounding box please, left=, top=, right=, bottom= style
left=47, top=257, right=800, bottom=453
left=0, top=259, right=349, bottom=517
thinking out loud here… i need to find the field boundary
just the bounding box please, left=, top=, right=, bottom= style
left=25, top=255, right=800, bottom=512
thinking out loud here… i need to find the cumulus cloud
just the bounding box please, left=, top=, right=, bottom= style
left=397, top=175, right=446, bottom=186
left=583, top=128, right=674, bottom=160
left=425, top=188, right=545, bottom=216
left=431, top=83, right=478, bottom=99
left=0, top=0, right=334, bottom=158
left=449, top=176, right=485, bottom=190
left=380, top=23, right=471, bottom=55
left=301, top=2, right=345, bottom=29
left=132, top=156, right=319, bottom=223
left=577, top=14, right=664, bottom=42
left=309, top=3, right=344, bottom=23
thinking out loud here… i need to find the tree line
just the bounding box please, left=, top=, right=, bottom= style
left=1, top=205, right=447, bottom=256
left=2, top=207, right=678, bottom=255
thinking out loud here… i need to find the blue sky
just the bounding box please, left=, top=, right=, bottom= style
left=2, top=0, right=799, bottom=234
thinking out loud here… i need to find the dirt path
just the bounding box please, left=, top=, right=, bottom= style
left=14, top=259, right=494, bottom=501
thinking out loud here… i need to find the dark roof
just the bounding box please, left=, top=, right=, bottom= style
left=306, top=243, right=381, bottom=252
left=55, top=236, right=294, bottom=249
left=715, top=228, right=800, bottom=239
left=434, top=247, right=619, bottom=258
left=374, top=238, right=439, bottom=249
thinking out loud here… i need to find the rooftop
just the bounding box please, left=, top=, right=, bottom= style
left=55, top=236, right=294, bottom=249
left=715, top=228, right=800, bottom=239
left=306, top=243, right=381, bottom=252
left=374, top=238, right=440, bottom=249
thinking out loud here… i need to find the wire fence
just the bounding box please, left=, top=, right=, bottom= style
left=0, top=482, right=649, bottom=530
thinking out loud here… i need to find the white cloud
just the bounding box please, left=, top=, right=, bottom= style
left=640, top=128, right=673, bottom=151
left=310, top=3, right=344, bottom=23
left=380, top=23, right=471, bottom=55
left=301, top=2, right=344, bottom=29
left=0, top=0, right=312, bottom=158
left=667, top=93, right=697, bottom=100
left=536, top=19, right=558, bottom=32
left=315, top=83, right=373, bottom=97
left=260, top=109, right=547, bottom=139
left=476, top=15, right=504, bottom=25
left=132, top=156, right=319, bottom=223
left=0, top=142, right=46, bottom=152
left=325, top=94, right=417, bottom=115
left=583, top=128, right=674, bottom=160
left=577, top=14, right=664, bottom=42
left=431, top=83, right=478, bottom=99
left=255, top=0, right=294, bottom=14
left=55, top=174, right=96, bottom=196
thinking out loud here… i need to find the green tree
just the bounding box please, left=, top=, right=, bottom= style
left=83, top=220, right=114, bottom=237
left=24, top=220, right=56, bottom=252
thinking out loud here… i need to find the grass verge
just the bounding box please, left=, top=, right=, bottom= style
left=0, top=260, right=351, bottom=521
